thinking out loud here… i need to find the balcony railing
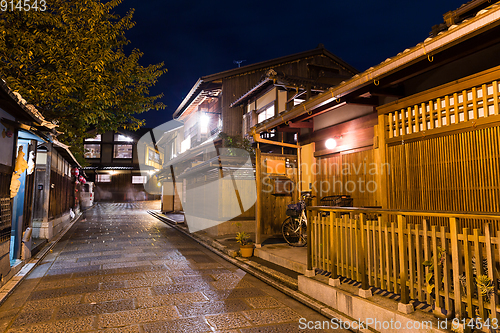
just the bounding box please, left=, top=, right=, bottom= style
left=307, top=206, right=500, bottom=322
left=378, top=66, right=500, bottom=142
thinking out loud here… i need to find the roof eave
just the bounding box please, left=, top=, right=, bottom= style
left=202, top=47, right=358, bottom=83
left=173, top=78, right=204, bottom=119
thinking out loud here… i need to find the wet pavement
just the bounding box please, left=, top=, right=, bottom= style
left=0, top=202, right=344, bottom=332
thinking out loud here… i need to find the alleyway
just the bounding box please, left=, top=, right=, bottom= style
left=0, top=202, right=339, bottom=332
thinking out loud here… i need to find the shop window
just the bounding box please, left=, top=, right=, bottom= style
left=132, top=176, right=147, bottom=184
left=84, top=144, right=100, bottom=159
left=114, top=134, right=133, bottom=142
left=96, top=174, right=111, bottom=182
left=113, top=144, right=133, bottom=159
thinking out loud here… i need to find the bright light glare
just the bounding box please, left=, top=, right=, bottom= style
left=325, top=138, right=337, bottom=149
left=200, top=114, right=209, bottom=133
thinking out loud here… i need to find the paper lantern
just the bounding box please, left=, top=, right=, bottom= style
left=78, top=175, right=86, bottom=184
left=72, top=168, right=79, bottom=176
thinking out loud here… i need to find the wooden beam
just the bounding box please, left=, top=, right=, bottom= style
left=276, top=127, right=300, bottom=132
left=288, top=121, right=313, bottom=128
left=295, top=102, right=347, bottom=122
left=255, top=145, right=262, bottom=245
left=347, top=96, right=379, bottom=106
left=252, top=134, right=299, bottom=148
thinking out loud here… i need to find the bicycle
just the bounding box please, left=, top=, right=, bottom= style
left=282, top=192, right=314, bottom=247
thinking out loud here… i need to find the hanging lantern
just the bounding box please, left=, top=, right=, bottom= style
left=72, top=167, right=79, bottom=177
left=79, top=175, right=86, bottom=184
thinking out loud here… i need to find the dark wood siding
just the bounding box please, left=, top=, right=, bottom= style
left=259, top=153, right=298, bottom=235
left=49, top=170, right=74, bottom=219
left=222, top=55, right=350, bottom=136
left=0, top=164, right=12, bottom=243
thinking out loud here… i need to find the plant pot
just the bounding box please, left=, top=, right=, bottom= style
left=239, top=244, right=254, bottom=257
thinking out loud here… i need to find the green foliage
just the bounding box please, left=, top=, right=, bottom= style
left=475, top=274, right=494, bottom=300
left=0, top=0, right=166, bottom=161
left=232, top=222, right=251, bottom=246
left=219, top=132, right=254, bottom=157
left=423, top=246, right=446, bottom=296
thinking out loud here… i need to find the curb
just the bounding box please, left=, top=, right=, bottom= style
left=0, top=208, right=89, bottom=306
left=148, top=210, right=360, bottom=330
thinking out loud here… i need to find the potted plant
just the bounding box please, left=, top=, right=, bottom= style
left=233, top=222, right=254, bottom=257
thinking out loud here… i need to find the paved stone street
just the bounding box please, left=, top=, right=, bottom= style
left=0, top=202, right=342, bottom=332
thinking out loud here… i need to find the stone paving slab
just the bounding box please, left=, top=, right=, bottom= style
left=0, top=201, right=346, bottom=332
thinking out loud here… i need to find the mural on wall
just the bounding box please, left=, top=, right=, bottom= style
left=10, top=146, right=29, bottom=198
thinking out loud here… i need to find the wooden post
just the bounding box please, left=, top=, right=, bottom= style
left=255, top=144, right=262, bottom=245
left=473, top=229, right=485, bottom=320
left=359, top=213, right=369, bottom=291
left=398, top=215, right=409, bottom=304
left=463, top=228, right=474, bottom=318
left=485, top=224, right=498, bottom=323
left=330, top=213, right=337, bottom=279
left=450, top=217, right=465, bottom=318
left=307, top=208, right=313, bottom=272
left=42, top=144, right=52, bottom=223
left=376, top=114, right=389, bottom=209
left=297, top=145, right=302, bottom=195
left=170, top=165, right=176, bottom=211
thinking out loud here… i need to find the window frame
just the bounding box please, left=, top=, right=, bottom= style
left=257, top=102, right=275, bottom=124
left=84, top=143, right=101, bottom=159
left=96, top=174, right=111, bottom=183
left=113, top=144, right=133, bottom=159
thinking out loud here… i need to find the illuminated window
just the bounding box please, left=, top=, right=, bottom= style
left=258, top=105, right=275, bottom=123
left=114, top=134, right=133, bottom=142
left=114, top=144, right=133, bottom=159
left=86, top=134, right=101, bottom=142
left=84, top=144, right=101, bottom=158
left=132, top=176, right=147, bottom=184
left=96, top=174, right=111, bottom=182
left=148, top=149, right=161, bottom=164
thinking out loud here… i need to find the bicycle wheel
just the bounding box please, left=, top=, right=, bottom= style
left=282, top=217, right=307, bottom=247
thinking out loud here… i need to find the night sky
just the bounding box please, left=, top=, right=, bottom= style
left=114, top=0, right=467, bottom=127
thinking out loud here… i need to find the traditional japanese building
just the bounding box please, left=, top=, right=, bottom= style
left=0, top=80, right=81, bottom=287
left=83, top=129, right=163, bottom=202
left=159, top=46, right=357, bottom=226
left=249, top=0, right=500, bottom=325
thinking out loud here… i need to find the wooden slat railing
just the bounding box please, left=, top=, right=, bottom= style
left=386, top=80, right=499, bottom=139
left=307, top=206, right=500, bottom=324
left=377, top=65, right=500, bottom=142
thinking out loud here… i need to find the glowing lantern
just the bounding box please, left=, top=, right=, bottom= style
left=78, top=175, right=86, bottom=184
left=325, top=138, right=337, bottom=150
left=72, top=168, right=79, bottom=177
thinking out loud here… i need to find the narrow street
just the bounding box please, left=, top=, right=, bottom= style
left=0, top=202, right=339, bottom=333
